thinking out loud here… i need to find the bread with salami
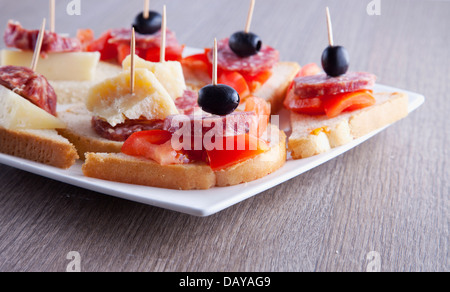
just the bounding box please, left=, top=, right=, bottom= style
left=181, top=38, right=300, bottom=113
left=285, top=72, right=409, bottom=159
left=0, top=66, right=78, bottom=168
left=82, top=125, right=286, bottom=190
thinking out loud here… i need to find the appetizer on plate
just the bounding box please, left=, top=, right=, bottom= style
left=285, top=8, right=409, bottom=159
left=0, top=21, right=78, bottom=168
left=81, top=39, right=287, bottom=190
left=181, top=0, right=300, bottom=113
left=78, top=6, right=184, bottom=65
left=1, top=20, right=121, bottom=104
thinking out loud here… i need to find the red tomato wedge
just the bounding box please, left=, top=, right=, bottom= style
left=284, top=95, right=325, bottom=115
left=206, top=134, right=269, bottom=171
left=296, top=63, right=322, bottom=77
left=85, top=30, right=118, bottom=61
left=181, top=49, right=213, bottom=76
left=144, top=45, right=185, bottom=63
left=218, top=71, right=251, bottom=98
left=181, top=50, right=273, bottom=94
left=322, top=90, right=375, bottom=118
left=121, top=130, right=183, bottom=165
left=285, top=89, right=375, bottom=118
left=76, top=29, right=95, bottom=50
left=241, top=70, right=273, bottom=92
left=244, top=96, right=271, bottom=137
left=116, top=44, right=148, bottom=64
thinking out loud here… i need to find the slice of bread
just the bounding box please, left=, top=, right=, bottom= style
left=252, top=62, right=300, bottom=113
left=184, top=62, right=300, bottom=113
left=0, top=127, right=79, bottom=169
left=50, top=61, right=122, bottom=104
left=57, top=104, right=123, bottom=160
left=288, top=92, right=409, bottom=159
left=81, top=125, right=287, bottom=190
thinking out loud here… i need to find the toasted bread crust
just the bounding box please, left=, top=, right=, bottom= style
left=82, top=126, right=286, bottom=190
left=82, top=153, right=216, bottom=190
left=0, top=127, right=78, bottom=169
left=288, top=92, right=409, bottom=159
left=57, top=127, right=122, bottom=161
left=57, top=104, right=123, bottom=160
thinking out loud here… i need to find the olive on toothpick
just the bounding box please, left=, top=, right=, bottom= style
left=228, top=0, right=262, bottom=58
left=132, top=0, right=162, bottom=35
left=321, top=7, right=350, bottom=77
left=198, top=39, right=240, bottom=116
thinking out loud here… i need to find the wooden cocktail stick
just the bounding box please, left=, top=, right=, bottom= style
left=49, top=0, right=55, bottom=32
left=160, top=5, right=167, bottom=63
left=130, top=27, right=136, bottom=94
left=143, top=0, right=150, bottom=19
left=326, top=7, right=334, bottom=47
left=245, top=0, right=256, bottom=33
left=212, top=38, right=218, bottom=85
left=31, top=18, right=46, bottom=72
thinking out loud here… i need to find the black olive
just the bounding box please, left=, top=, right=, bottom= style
left=198, top=85, right=240, bottom=116
left=132, top=11, right=162, bottom=35
left=321, top=45, right=350, bottom=77
left=229, top=31, right=262, bottom=58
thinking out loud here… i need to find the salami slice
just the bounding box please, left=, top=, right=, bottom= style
left=0, top=66, right=57, bottom=116
left=293, top=72, right=377, bottom=99
left=174, top=90, right=200, bottom=115
left=108, top=28, right=180, bottom=50
left=4, top=21, right=81, bottom=54
left=163, top=111, right=258, bottom=138
left=92, top=117, right=164, bottom=142
left=207, top=38, right=279, bottom=75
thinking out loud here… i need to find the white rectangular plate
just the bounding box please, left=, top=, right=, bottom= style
left=0, top=83, right=424, bottom=216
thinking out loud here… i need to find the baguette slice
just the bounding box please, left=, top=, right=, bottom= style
left=57, top=103, right=123, bottom=160
left=184, top=62, right=300, bottom=113
left=288, top=92, right=409, bottom=159
left=82, top=125, right=287, bottom=190
left=0, top=127, right=79, bottom=169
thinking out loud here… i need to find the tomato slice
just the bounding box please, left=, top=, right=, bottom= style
left=206, top=134, right=269, bottom=171
left=76, top=29, right=95, bottom=50
left=181, top=49, right=273, bottom=93
left=116, top=44, right=148, bottom=64
left=218, top=71, right=251, bottom=98
left=244, top=96, right=271, bottom=137
left=181, top=50, right=212, bottom=76
left=285, top=89, right=375, bottom=117
left=85, top=30, right=119, bottom=61
left=296, top=63, right=321, bottom=77
left=323, top=90, right=375, bottom=118
left=145, top=44, right=185, bottom=62
left=284, top=95, right=325, bottom=115
left=241, top=70, right=273, bottom=92
left=122, top=130, right=182, bottom=165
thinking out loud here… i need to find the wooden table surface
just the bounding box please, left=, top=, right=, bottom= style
left=0, top=0, right=448, bottom=272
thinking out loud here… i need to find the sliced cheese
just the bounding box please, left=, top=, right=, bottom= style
left=122, top=55, right=186, bottom=100
left=0, top=85, right=66, bottom=130
left=0, top=50, right=100, bottom=81
left=86, top=68, right=179, bottom=127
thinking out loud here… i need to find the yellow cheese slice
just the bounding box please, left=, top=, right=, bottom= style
left=86, top=68, right=179, bottom=127
left=0, top=50, right=100, bottom=82
left=0, top=85, right=66, bottom=130
left=122, top=55, right=186, bottom=100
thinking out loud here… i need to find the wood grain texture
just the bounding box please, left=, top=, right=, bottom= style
left=0, top=0, right=448, bottom=272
